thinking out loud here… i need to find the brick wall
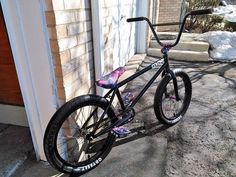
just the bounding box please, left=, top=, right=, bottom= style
left=156, top=0, right=182, bottom=31
left=44, top=0, right=94, bottom=103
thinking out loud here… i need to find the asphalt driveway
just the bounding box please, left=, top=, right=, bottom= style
left=125, top=57, right=236, bottom=177
left=7, top=57, right=236, bottom=177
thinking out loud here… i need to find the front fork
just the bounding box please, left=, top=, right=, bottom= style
left=169, top=70, right=181, bottom=101
left=162, top=53, right=180, bottom=101
left=162, top=69, right=180, bottom=101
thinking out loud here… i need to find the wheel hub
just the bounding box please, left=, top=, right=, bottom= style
left=85, top=132, right=94, bottom=141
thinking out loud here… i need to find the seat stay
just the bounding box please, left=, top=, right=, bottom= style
left=90, top=87, right=118, bottom=136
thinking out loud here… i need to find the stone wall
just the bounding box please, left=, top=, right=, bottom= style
left=100, top=0, right=137, bottom=73
left=44, top=0, right=94, bottom=103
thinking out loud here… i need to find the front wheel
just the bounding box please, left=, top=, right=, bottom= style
left=154, top=69, right=192, bottom=125
left=43, top=95, right=117, bottom=175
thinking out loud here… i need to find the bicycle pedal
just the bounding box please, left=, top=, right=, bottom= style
left=112, top=126, right=131, bottom=138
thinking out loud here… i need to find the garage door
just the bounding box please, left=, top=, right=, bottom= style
left=0, top=5, right=23, bottom=106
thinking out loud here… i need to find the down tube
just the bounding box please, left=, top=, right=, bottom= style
left=130, top=63, right=167, bottom=107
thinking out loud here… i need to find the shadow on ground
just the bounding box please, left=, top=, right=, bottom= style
left=3, top=57, right=236, bottom=177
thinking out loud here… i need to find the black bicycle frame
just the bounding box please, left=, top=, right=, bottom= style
left=87, top=7, right=214, bottom=139
left=90, top=8, right=214, bottom=138
left=91, top=55, right=172, bottom=138
left=104, top=58, right=168, bottom=110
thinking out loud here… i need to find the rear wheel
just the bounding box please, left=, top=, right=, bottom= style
left=44, top=95, right=117, bottom=175
left=154, top=70, right=192, bottom=125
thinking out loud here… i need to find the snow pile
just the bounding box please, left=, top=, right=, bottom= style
left=196, top=31, right=236, bottom=61
left=213, top=5, right=236, bottom=22
left=194, top=5, right=236, bottom=61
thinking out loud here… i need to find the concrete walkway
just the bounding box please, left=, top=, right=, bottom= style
left=1, top=57, right=236, bottom=177
left=0, top=124, right=33, bottom=177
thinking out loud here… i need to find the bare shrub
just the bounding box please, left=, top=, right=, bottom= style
left=185, top=0, right=225, bottom=32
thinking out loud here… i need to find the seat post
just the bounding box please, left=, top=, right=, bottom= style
left=116, top=88, right=126, bottom=110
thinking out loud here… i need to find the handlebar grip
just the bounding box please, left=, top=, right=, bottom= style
left=127, top=17, right=146, bottom=22
left=190, top=8, right=213, bottom=15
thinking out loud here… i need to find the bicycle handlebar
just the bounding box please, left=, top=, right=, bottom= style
left=127, top=8, right=213, bottom=48
left=127, top=17, right=146, bottom=22
left=189, top=8, right=213, bottom=15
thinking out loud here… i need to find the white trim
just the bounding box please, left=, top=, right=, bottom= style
left=91, top=1, right=105, bottom=96
left=136, top=0, right=149, bottom=53
left=0, top=0, right=58, bottom=160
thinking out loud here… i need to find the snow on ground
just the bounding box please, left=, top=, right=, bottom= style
left=196, top=31, right=236, bottom=62
left=213, top=5, right=236, bottom=22
left=194, top=5, right=236, bottom=62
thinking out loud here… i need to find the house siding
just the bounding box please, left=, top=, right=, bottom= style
left=44, top=0, right=95, bottom=103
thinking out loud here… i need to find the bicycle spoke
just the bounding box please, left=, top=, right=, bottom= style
left=55, top=104, right=113, bottom=166
left=162, top=77, right=185, bottom=119
left=77, top=140, right=89, bottom=162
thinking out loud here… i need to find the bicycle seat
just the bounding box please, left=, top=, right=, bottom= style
left=96, top=67, right=125, bottom=89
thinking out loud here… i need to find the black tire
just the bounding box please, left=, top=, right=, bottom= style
left=43, top=95, right=117, bottom=175
left=154, top=69, right=192, bottom=125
